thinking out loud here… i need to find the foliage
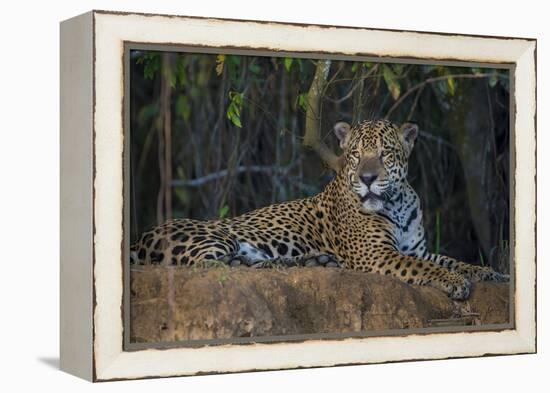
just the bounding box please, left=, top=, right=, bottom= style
left=136, top=52, right=161, bottom=80
left=226, top=91, right=244, bottom=128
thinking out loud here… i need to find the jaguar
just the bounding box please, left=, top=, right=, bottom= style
left=130, top=119, right=508, bottom=299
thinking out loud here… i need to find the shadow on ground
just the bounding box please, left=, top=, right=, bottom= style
left=37, top=357, right=59, bottom=370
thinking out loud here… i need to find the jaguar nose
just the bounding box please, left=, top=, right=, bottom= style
left=360, top=173, right=378, bottom=187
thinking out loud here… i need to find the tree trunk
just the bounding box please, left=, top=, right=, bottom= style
left=447, top=79, right=498, bottom=266
left=303, top=60, right=342, bottom=171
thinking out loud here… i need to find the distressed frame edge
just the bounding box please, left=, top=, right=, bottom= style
left=91, top=8, right=538, bottom=42
left=511, top=40, right=537, bottom=353
left=59, top=11, right=95, bottom=381
left=87, top=11, right=536, bottom=381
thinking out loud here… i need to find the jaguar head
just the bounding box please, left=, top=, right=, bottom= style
left=334, top=119, right=418, bottom=212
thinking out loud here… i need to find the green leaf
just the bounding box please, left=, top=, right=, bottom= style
left=227, top=104, right=237, bottom=118
left=142, top=53, right=160, bottom=80
left=229, top=91, right=243, bottom=105
left=230, top=114, right=242, bottom=128
left=226, top=91, right=244, bottom=128
left=447, top=77, right=455, bottom=96
left=296, top=93, right=307, bottom=111
left=218, top=205, right=229, bottom=219
left=382, top=65, right=401, bottom=100
left=284, top=57, right=293, bottom=72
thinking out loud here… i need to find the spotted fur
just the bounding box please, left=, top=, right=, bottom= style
left=130, top=119, right=508, bottom=299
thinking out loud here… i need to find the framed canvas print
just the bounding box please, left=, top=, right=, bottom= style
left=60, top=10, right=536, bottom=381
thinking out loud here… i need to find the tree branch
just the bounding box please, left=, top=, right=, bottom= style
left=384, top=73, right=492, bottom=120
left=171, top=165, right=292, bottom=187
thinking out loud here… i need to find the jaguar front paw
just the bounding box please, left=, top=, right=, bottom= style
left=450, top=281, right=471, bottom=300
left=441, top=273, right=472, bottom=300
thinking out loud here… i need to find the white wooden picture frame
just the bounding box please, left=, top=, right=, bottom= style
left=60, top=10, right=536, bottom=381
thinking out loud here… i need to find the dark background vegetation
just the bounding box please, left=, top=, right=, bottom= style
left=129, top=50, right=510, bottom=273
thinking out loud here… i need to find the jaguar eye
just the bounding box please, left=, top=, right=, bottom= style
left=348, top=151, right=360, bottom=168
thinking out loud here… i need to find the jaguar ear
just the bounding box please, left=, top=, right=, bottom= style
left=400, top=122, right=419, bottom=154
left=334, top=122, right=351, bottom=149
